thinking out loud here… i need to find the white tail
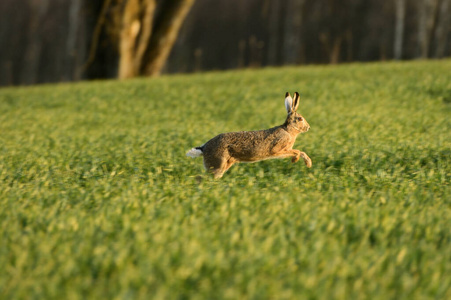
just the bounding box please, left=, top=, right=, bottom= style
left=186, top=148, right=203, bottom=158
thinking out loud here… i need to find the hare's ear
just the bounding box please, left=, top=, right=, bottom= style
left=285, top=92, right=293, bottom=113
left=292, top=92, right=300, bottom=112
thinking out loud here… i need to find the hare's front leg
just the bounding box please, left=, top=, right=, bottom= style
left=291, top=150, right=312, bottom=168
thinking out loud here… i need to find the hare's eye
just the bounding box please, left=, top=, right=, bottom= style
left=298, top=117, right=303, bottom=121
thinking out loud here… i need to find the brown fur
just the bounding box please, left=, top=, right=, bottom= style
left=188, top=92, right=312, bottom=179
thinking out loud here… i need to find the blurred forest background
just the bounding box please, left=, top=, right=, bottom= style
left=0, top=0, right=450, bottom=87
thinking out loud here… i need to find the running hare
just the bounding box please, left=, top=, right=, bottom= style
left=187, top=92, right=312, bottom=179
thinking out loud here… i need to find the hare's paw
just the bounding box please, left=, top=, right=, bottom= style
left=299, top=152, right=312, bottom=168
left=304, top=156, right=312, bottom=168
left=290, top=150, right=301, bottom=163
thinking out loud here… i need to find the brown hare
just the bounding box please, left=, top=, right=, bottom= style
left=187, top=92, right=312, bottom=179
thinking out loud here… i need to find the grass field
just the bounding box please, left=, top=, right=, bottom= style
left=0, top=60, right=450, bottom=299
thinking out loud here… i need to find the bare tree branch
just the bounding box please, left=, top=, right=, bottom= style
left=79, top=0, right=113, bottom=77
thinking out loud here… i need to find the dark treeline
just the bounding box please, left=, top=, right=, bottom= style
left=0, top=0, right=450, bottom=86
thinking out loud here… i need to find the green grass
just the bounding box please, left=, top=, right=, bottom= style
left=0, top=60, right=450, bottom=299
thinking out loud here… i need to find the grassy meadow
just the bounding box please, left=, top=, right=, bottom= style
left=0, top=60, right=450, bottom=299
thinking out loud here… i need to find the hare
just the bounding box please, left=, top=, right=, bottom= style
left=186, top=92, right=312, bottom=179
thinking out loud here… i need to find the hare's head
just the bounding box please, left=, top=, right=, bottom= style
left=284, top=92, right=310, bottom=133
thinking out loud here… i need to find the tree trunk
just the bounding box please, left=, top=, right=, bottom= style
left=267, top=0, right=281, bottom=65
left=418, top=0, right=442, bottom=58
left=427, top=0, right=443, bottom=57
left=134, top=0, right=156, bottom=72
left=418, top=0, right=429, bottom=57
left=434, top=0, right=450, bottom=57
left=346, top=29, right=353, bottom=62
left=119, top=0, right=143, bottom=79
left=283, top=0, right=305, bottom=65
left=143, top=0, right=195, bottom=76
left=394, top=0, right=406, bottom=60
left=238, top=39, right=246, bottom=68
left=320, top=32, right=342, bottom=64
left=21, top=0, right=49, bottom=84
left=118, top=0, right=157, bottom=79
left=66, top=0, right=82, bottom=81
left=330, top=36, right=342, bottom=64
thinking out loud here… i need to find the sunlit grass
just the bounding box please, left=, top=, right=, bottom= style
left=0, top=60, right=450, bottom=299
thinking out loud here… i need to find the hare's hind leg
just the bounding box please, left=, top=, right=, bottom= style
left=204, top=155, right=236, bottom=179
left=214, top=158, right=236, bottom=179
